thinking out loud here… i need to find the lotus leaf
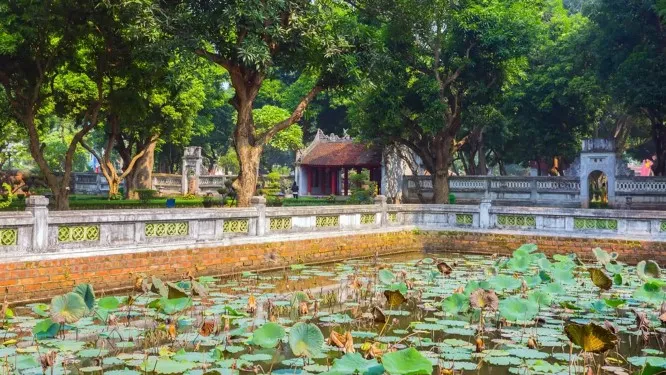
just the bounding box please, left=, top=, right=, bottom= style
left=637, top=260, right=661, bottom=281
left=139, top=358, right=197, bottom=374
left=564, top=322, right=618, bottom=353
left=50, top=293, right=88, bottom=324
left=328, top=353, right=383, bottom=375
left=488, top=275, right=522, bottom=292
left=442, top=293, right=469, bottom=315
left=379, top=269, right=396, bottom=284
left=499, top=297, right=538, bottom=322
left=97, top=296, right=120, bottom=310
left=251, top=322, right=285, bottom=348
left=289, top=322, right=324, bottom=357
left=382, top=348, right=432, bottom=375
left=73, top=283, right=95, bottom=310
left=588, top=268, right=612, bottom=290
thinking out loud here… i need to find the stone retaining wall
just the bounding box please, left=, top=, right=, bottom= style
left=3, top=228, right=664, bottom=304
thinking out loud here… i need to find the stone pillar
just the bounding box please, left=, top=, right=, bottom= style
left=374, top=195, right=388, bottom=226
left=251, top=196, right=267, bottom=236
left=26, top=195, right=49, bottom=252
left=530, top=179, right=538, bottom=204
left=479, top=198, right=492, bottom=229
left=182, top=146, right=203, bottom=195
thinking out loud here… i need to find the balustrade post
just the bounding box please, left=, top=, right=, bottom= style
left=374, top=195, right=388, bottom=226
left=251, top=196, right=267, bottom=236
left=530, top=179, right=538, bottom=204
left=26, top=195, right=49, bottom=252
left=479, top=198, right=492, bottom=229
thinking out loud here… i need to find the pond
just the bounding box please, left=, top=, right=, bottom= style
left=1, top=246, right=665, bottom=375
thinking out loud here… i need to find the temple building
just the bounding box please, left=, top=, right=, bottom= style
left=295, top=130, right=384, bottom=196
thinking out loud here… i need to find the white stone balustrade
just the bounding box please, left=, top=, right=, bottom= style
left=0, top=195, right=664, bottom=262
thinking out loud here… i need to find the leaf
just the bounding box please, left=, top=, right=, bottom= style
left=381, top=348, right=432, bottom=375
left=73, top=283, right=95, bottom=310
left=330, top=352, right=384, bottom=375
left=488, top=275, right=522, bottom=292
left=499, top=297, right=538, bottom=322
left=564, top=322, right=617, bottom=353
left=528, top=290, right=552, bottom=306
left=97, top=296, right=120, bottom=310
left=378, top=269, right=396, bottom=284
left=289, top=322, right=324, bottom=357
left=637, top=260, right=661, bottom=281
left=603, top=298, right=626, bottom=308
left=384, top=289, right=406, bottom=307
left=139, top=358, right=197, bottom=374
left=160, top=297, right=192, bottom=315
left=50, top=292, right=88, bottom=324
left=442, top=293, right=469, bottom=315
left=151, top=276, right=168, bottom=297
left=588, top=268, right=612, bottom=290
left=166, top=282, right=188, bottom=299
left=252, top=322, right=285, bottom=348
left=593, top=248, right=613, bottom=265
left=437, top=262, right=453, bottom=275
left=32, top=318, right=60, bottom=337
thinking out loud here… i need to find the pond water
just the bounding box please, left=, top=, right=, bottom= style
left=2, top=247, right=665, bottom=375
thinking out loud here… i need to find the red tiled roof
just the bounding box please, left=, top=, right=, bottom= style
left=300, top=142, right=382, bottom=167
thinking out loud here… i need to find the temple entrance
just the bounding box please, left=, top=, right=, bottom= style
left=588, top=170, right=608, bottom=208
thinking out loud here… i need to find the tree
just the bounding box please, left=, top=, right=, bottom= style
left=0, top=0, right=105, bottom=209
left=350, top=0, right=542, bottom=202
left=588, top=0, right=666, bottom=174
left=498, top=0, right=605, bottom=172
left=167, top=0, right=363, bottom=206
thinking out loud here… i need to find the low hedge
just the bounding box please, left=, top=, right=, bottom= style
left=282, top=197, right=356, bottom=207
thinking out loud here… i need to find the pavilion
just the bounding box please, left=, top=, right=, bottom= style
left=295, top=130, right=383, bottom=196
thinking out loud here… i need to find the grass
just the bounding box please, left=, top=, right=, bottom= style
left=1, top=195, right=204, bottom=211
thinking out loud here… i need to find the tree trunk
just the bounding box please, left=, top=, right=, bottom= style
left=233, top=142, right=262, bottom=207
left=433, top=137, right=453, bottom=203
left=651, top=120, right=666, bottom=176
left=433, top=173, right=450, bottom=204
left=53, top=186, right=70, bottom=211
left=127, top=140, right=156, bottom=198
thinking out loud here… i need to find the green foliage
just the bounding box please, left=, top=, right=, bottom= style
left=135, top=189, right=158, bottom=204
left=347, top=169, right=376, bottom=204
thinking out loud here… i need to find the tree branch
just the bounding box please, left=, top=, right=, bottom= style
left=256, top=84, right=323, bottom=146
left=194, top=48, right=232, bottom=71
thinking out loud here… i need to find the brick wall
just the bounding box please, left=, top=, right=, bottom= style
left=2, top=229, right=664, bottom=304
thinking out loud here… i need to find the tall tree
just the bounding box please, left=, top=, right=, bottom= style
left=0, top=0, right=106, bottom=209
left=499, top=0, right=604, bottom=172
left=350, top=0, right=542, bottom=202
left=167, top=0, right=363, bottom=205
left=588, top=0, right=666, bottom=174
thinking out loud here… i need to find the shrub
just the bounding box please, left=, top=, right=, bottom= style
left=135, top=189, right=158, bottom=203
left=203, top=194, right=223, bottom=208
left=348, top=169, right=376, bottom=204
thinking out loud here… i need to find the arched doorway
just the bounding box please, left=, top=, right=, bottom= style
left=588, top=170, right=608, bottom=208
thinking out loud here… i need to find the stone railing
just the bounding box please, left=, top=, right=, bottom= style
left=153, top=173, right=182, bottom=194
left=1, top=195, right=665, bottom=261
left=405, top=176, right=581, bottom=207
left=405, top=175, right=666, bottom=208
left=614, top=177, right=666, bottom=209
left=71, top=173, right=121, bottom=195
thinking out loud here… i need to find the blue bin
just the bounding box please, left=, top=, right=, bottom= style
left=166, top=198, right=176, bottom=208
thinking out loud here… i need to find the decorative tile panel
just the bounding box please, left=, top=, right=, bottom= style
left=388, top=212, right=398, bottom=223
left=270, top=217, right=292, bottom=231
left=316, top=216, right=339, bottom=228
left=497, top=215, right=536, bottom=228
left=0, top=228, right=17, bottom=246
left=58, top=225, right=100, bottom=242
left=456, top=214, right=473, bottom=226
left=223, top=219, right=249, bottom=233
left=573, top=218, right=618, bottom=231
left=661, top=221, right=666, bottom=232
left=360, top=214, right=376, bottom=225
left=145, top=222, right=189, bottom=237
